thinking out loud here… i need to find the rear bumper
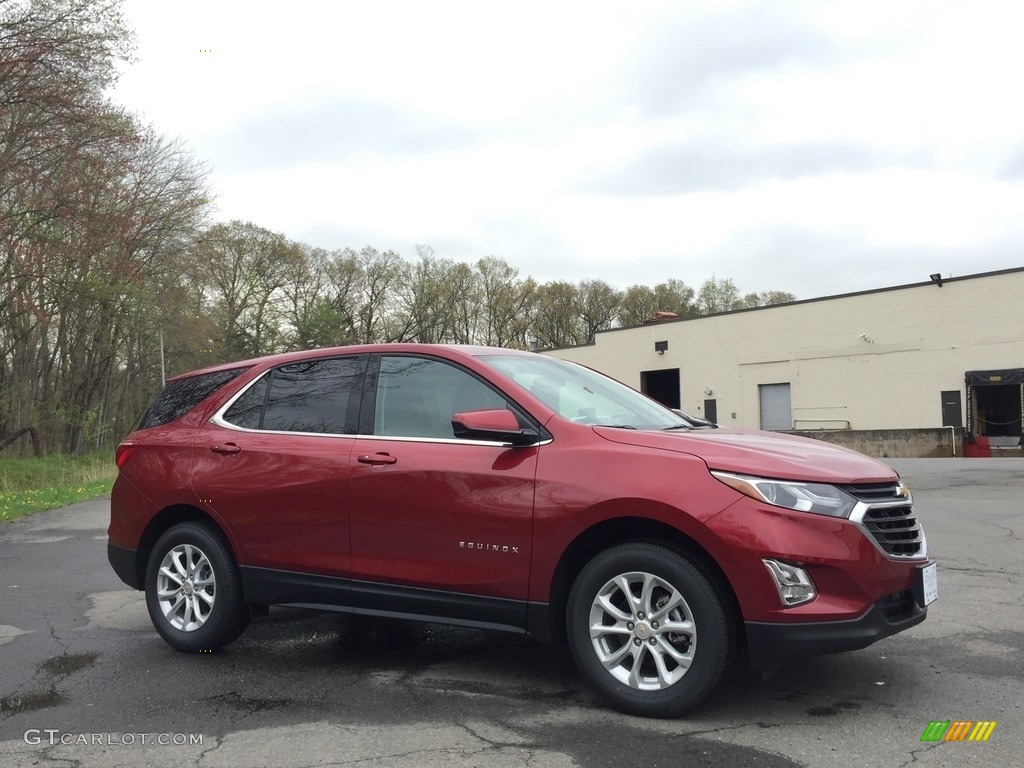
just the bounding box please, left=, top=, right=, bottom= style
left=745, top=592, right=927, bottom=675
left=108, top=542, right=141, bottom=590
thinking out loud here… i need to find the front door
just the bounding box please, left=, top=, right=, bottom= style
left=348, top=355, right=538, bottom=610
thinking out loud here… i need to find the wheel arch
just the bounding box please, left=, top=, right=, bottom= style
left=532, top=516, right=744, bottom=650
left=133, top=505, right=233, bottom=590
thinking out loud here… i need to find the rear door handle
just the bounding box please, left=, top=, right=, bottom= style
left=357, top=453, right=397, bottom=466
left=210, top=443, right=241, bottom=454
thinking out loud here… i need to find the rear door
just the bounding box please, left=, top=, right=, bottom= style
left=191, top=354, right=366, bottom=576
left=348, top=354, right=538, bottom=613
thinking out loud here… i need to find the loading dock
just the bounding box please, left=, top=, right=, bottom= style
left=965, top=369, right=1023, bottom=452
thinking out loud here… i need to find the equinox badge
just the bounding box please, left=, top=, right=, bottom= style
left=460, top=541, right=520, bottom=554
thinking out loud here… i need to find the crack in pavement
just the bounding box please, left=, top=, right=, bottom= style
left=195, top=733, right=225, bottom=766
left=897, top=741, right=943, bottom=768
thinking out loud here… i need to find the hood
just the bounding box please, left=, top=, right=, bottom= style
left=592, top=426, right=897, bottom=484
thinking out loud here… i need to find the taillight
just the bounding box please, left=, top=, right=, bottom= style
left=115, top=443, right=134, bottom=469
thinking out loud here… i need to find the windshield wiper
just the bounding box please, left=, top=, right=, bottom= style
left=595, top=424, right=637, bottom=429
left=662, top=423, right=694, bottom=431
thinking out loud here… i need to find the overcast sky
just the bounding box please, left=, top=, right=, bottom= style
left=110, top=0, right=1024, bottom=301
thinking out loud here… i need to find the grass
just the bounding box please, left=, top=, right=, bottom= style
left=0, top=453, right=116, bottom=523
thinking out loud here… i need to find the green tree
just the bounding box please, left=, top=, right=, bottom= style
left=575, top=279, right=621, bottom=343
left=282, top=245, right=334, bottom=349
left=697, top=275, right=741, bottom=315
left=0, top=0, right=212, bottom=453
left=193, top=221, right=304, bottom=360
left=738, top=290, right=797, bottom=308
left=530, top=281, right=584, bottom=349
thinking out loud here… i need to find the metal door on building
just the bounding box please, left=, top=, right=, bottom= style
left=940, top=391, right=962, bottom=428
left=759, top=383, right=792, bottom=430
left=704, top=398, right=717, bottom=424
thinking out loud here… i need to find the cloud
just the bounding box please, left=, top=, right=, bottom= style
left=997, top=146, right=1024, bottom=180
left=712, top=225, right=1024, bottom=300
left=588, top=139, right=914, bottom=196
left=626, top=5, right=841, bottom=117
left=200, top=96, right=480, bottom=173
left=291, top=213, right=570, bottom=273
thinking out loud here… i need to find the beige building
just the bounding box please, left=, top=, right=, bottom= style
left=543, top=267, right=1024, bottom=457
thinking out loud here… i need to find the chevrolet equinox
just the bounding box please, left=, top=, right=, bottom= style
left=108, top=344, right=937, bottom=717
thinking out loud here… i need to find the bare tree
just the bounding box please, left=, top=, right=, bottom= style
left=476, top=256, right=535, bottom=348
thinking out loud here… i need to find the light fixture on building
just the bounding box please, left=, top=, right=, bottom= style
left=859, top=333, right=874, bottom=343
left=930, top=273, right=944, bottom=287
left=704, top=387, right=713, bottom=396
left=654, top=340, right=668, bottom=355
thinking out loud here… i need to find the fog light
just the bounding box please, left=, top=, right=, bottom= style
left=763, top=559, right=817, bottom=607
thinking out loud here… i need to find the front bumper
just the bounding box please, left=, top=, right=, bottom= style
left=744, top=590, right=927, bottom=675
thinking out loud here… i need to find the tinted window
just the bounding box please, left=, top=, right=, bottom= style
left=138, top=368, right=248, bottom=429
left=222, top=374, right=269, bottom=429
left=260, top=358, right=361, bottom=434
left=375, top=357, right=508, bottom=438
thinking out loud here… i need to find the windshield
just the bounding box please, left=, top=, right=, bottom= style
left=481, top=354, right=683, bottom=430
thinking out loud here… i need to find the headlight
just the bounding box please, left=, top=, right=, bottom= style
left=711, top=471, right=857, bottom=519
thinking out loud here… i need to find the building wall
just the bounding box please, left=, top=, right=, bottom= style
left=543, top=268, right=1024, bottom=432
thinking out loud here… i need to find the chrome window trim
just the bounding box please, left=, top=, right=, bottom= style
left=208, top=412, right=357, bottom=440
left=212, top=370, right=270, bottom=425
left=353, top=433, right=551, bottom=448
left=211, top=369, right=550, bottom=448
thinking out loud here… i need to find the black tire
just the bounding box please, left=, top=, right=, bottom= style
left=566, top=543, right=731, bottom=718
left=145, top=522, right=250, bottom=652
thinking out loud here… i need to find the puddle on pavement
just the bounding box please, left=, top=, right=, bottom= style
left=204, top=691, right=293, bottom=714
left=0, top=688, right=66, bottom=715
left=41, top=651, right=99, bottom=678
left=0, top=653, right=99, bottom=716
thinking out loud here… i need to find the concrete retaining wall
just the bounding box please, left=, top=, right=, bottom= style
left=787, top=428, right=970, bottom=459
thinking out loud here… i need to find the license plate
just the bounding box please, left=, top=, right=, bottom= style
left=918, top=562, right=938, bottom=606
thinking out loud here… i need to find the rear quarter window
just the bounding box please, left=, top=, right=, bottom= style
left=221, top=357, right=362, bottom=434
left=138, top=368, right=249, bottom=429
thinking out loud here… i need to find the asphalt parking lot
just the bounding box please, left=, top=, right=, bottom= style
left=1, top=458, right=1021, bottom=768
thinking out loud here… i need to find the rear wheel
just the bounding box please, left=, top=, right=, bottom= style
left=145, top=522, right=249, bottom=652
left=566, top=543, right=731, bottom=717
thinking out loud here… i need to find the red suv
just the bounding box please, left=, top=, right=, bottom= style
left=109, top=344, right=937, bottom=717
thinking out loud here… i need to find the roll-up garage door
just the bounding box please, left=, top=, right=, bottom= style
left=759, top=383, right=792, bottom=431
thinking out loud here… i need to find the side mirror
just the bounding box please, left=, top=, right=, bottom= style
left=451, top=409, right=539, bottom=446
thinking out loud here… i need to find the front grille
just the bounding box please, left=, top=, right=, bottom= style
left=842, top=482, right=926, bottom=559
left=861, top=505, right=924, bottom=556
left=842, top=481, right=904, bottom=502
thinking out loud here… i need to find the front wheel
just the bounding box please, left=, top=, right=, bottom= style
left=566, top=543, right=732, bottom=717
left=145, top=522, right=250, bottom=652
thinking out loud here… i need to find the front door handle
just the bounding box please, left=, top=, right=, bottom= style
left=357, top=453, right=397, bottom=466
left=210, top=443, right=241, bottom=455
